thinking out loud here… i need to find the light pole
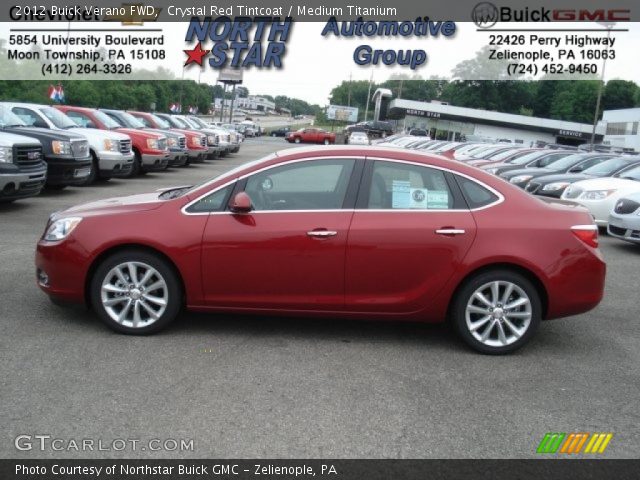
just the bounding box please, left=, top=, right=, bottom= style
left=590, top=22, right=616, bottom=150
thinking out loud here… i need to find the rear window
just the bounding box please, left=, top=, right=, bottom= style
left=456, top=176, right=499, bottom=209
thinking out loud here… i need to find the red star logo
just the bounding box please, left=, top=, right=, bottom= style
left=183, top=42, right=210, bottom=67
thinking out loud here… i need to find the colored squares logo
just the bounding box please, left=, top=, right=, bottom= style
left=537, top=433, right=613, bottom=454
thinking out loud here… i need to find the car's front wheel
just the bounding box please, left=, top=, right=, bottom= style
left=90, top=250, right=181, bottom=334
left=323, top=138, right=330, bottom=145
left=451, top=270, right=541, bottom=354
left=294, top=137, right=301, bottom=144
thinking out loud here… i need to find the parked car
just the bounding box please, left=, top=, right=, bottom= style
left=286, top=128, right=335, bottom=145
left=35, top=146, right=605, bottom=354
left=155, top=113, right=222, bottom=159
left=187, top=116, right=241, bottom=154
left=348, top=131, right=370, bottom=145
left=482, top=150, right=576, bottom=176
left=128, top=111, right=208, bottom=165
left=608, top=191, right=640, bottom=244
left=1, top=105, right=91, bottom=188
left=467, top=148, right=537, bottom=167
left=57, top=106, right=169, bottom=176
left=561, top=164, right=640, bottom=226
left=0, top=131, right=46, bottom=202
left=100, top=109, right=189, bottom=168
left=408, top=128, right=429, bottom=137
left=525, top=156, right=640, bottom=198
left=4, top=102, right=134, bottom=183
left=500, top=153, right=614, bottom=189
left=270, top=127, right=291, bottom=137
left=345, top=121, right=394, bottom=138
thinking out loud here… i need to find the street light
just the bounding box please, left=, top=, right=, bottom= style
left=590, top=21, right=616, bottom=150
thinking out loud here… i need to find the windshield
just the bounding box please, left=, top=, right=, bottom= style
left=0, top=105, right=26, bottom=127
left=170, top=116, right=190, bottom=128
left=584, top=158, right=633, bottom=176
left=189, top=117, right=207, bottom=128
left=544, top=154, right=588, bottom=170
left=486, top=149, right=521, bottom=161
left=40, top=107, right=77, bottom=129
left=470, top=146, right=503, bottom=158
left=181, top=116, right=200, bottom=129
left=116, top=111, right=145, bottom=128
left=150, top=114, right=171, bottom=129
left=509, top=150, right=550, bottom=165
left=93, top=110, right=122, bottom=129
left=620, top=165, right=640, bottom=181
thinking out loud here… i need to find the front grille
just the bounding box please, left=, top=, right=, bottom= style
left=13, top=144, right=43, bottom=169
left=525, top=182, right=541, bottom=194
left=157, top=138, right=167, bottom=150
left=200, top=137, right=206, bottom=147
left=608, top=225, right=627, bottom=236
left=119, top=139, right=132, bottom=154
left=564, top=187, right=583, bottom=199
left=614, top=199, right=640, bottom=215
left=178, top=137, right=186, bottom=149
left=71, top=140, right=89, bottom=158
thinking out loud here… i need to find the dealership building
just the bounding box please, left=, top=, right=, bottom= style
left=602, top=108, right=640, bottom=151
left=387, top=99, right=606, bottom=146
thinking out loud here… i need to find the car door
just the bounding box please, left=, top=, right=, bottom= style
left=198, top=157, right=363, bottom=311
left=345, top=159, right=477, bottom=314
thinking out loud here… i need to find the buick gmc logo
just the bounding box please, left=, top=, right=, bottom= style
left=27, top=151, right=41, bottom=160
left=471, top=4, right=631, bottom=27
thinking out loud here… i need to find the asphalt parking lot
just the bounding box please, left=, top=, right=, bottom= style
left=1, top=136, right=639, bottom=459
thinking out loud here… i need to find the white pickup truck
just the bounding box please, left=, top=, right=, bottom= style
left=0, top=131, right=47, bottom=202
left=3, top=102, right=134, bottom=184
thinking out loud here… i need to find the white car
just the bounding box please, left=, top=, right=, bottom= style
left=348, top=131, right=370, bottom=145
left=561, top=164, right=640, bottom=225
left=4, top=102, right=133, bottom=183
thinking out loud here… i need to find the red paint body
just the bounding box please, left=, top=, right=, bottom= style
left=127, top=111, right=208, bottom=154
left=55, top=106, right=168, bottom=158
left=286, top=128, right=336, bottom=144
left=35, top=147, right=606, bottom=323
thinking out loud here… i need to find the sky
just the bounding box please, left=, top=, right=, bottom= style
left=1, top=21, right=639, bottom=105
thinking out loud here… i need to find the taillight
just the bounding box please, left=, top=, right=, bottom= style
left=571, top=224, right=599, bottom=248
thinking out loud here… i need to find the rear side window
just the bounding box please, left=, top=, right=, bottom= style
left=456, top=176, right=499, bottom=209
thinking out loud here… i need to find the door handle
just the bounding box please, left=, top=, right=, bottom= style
left=307, top=230, right=338, bottom=238
left=435, top=229, right=466, bottom=236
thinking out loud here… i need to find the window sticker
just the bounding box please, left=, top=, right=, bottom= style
left=427, top=191, right=450, bottom=209
left=391, top=180, right=411, bottom=209
left=410, top=188, right=429, bottom=209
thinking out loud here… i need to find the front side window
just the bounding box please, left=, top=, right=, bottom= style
left=186, top=184, right=234, bottom=213
left=244, top=159, right=355, bottom=211
left=367, top=161, right=454, bottom=210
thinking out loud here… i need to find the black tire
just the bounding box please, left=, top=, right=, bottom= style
left=323, top=138, right=330, bottom=145
left=272, top=133, right=277, bottom=137
left=294, top=137, right=301, bottom=144
left=451, top=269, right=541, bottom=354
left=127, top=150, right=142, bottom=177
left=80, top=153, right=99, bottom=186
left=90, top=249, right=181, bottom=335
left=45, top=184, right=66, bottom=190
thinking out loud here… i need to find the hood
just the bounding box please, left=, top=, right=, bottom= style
left=533, top=173, right=591, bottom=185
left=4, top=126, right=86, bottom=141
left=502, top=167, right=554, bottom=179
left=143, top=128, right=182, bottom=139
left=116, top=128, right=164, bottom=140
left=0, top=131, right=42, bottom=146
left=70, top=127, right=130, bottom=141
left=53, top=192, right=164, bottom=219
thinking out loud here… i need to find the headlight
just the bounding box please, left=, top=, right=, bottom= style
left=103, top=139, right=119, bottom=152
left=207, top=135, right=216, bottom=145
left=580, top=189, right=616, bottom=200
left=146, top=138, right=159, bottom=149
left=0, top=146, right=12, bottom=163
left=51, top=140, right=72, bottom=155
left=167, top=137, right=177, bottom=147
left=510, top=175, right=533, bottom=184
left=43, top=217, right=82, bottom=241
left=542, top=182, right=570, bottom=191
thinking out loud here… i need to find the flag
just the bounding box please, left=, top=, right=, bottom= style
left=169, top=103, right=181, bottom=113
left=188, top=105, right=198, bottom=114
left=48, top=84, right=65, bottom=103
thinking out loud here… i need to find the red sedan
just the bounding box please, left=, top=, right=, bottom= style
left=35, top=146, right=605, bottom=354
left=286, top=128, right=335, bottom=145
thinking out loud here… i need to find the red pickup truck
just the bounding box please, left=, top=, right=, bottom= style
left=286, top=128, right=335, bottom=145
left=56, top=106, right=169, bottom=176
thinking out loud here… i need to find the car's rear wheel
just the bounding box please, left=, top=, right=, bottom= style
left=323, top=138, right=330, bottom=145
left=90, top=250, right=181, bottom=334
left=294, top=137, right=301, bottom=144
left=452, top=270, right=541, bottom=354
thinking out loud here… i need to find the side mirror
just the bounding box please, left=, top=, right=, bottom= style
left=229, top=192, right=253, bottom=214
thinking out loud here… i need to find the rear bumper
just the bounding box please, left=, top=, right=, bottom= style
left=0, top=165, right=47, bottom=200
left=45, top=156, right=92, bottom=186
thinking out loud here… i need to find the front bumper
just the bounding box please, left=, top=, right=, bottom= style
left=141, top=152, right=169, bottom=171
left=95, top=150, right=135, bottom=177
left=36, top=239, right=87, bottom=304
left=0, top=164, right=47, bottom=200
left=608, top=212, right=640, bottom=244
left=168, top=149, right=189, bottom=167
left=45, top=155, right=92, bottom=186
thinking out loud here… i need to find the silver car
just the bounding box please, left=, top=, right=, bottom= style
left=608, top=191, right=640, bottom=244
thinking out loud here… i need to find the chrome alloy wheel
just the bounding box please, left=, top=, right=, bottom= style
left=100, top=261, right=168, bottom=329
left=465, top=281, right=532, bottom=348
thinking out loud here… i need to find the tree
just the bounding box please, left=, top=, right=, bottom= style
left=603, top=80, right=638, bottom=111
